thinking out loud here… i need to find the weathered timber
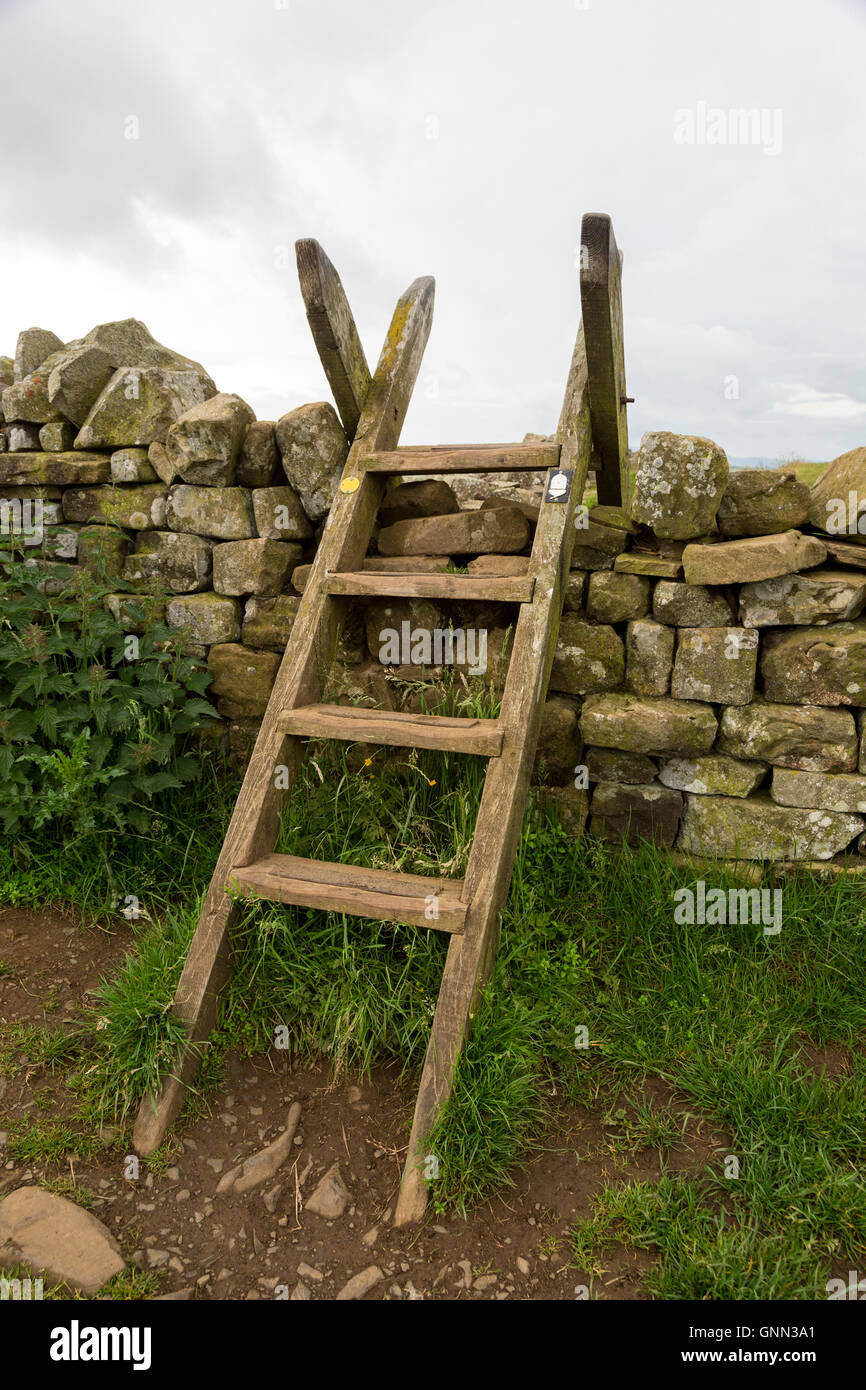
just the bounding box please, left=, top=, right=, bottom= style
left=278, top=703, right=503, bottom=755
left=393, top=331, right=592, bottom=1225
left=133, top=270, right=435, bottom=1155
left=325, top=570, right=534, bottom=602
left=229, top=854, right=466, bottom=932
left=364, top=443, right=560, bottom=474
left=580, top=213, right=629, bottom=506
left=295, top=239, right=372, bottom=437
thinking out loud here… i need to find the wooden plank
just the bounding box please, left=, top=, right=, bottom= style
left=555, top=320, right=592, bottom=503
left=365, top=443, right=560, bottom=474
left=580, top=213, right=629, bottom=507
left=229, top=854, right=466, bottom=933
left=295, top=239, right=372, bottom=437
left=326, top=570, right=535, bottom=603
left=278, top=703, right=503, bottom=755
left=393, top=342, right=593, bottom=1226
left=133, top=272, right=435, bottom=1157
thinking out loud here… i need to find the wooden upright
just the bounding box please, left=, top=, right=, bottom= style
left=580, top=212, right=630, bottom=506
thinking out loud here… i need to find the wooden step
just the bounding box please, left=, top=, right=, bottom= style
left=326, top=570, right=534, bottom=602
left=278, top=703, right=503, bottom=755
left=229, top=853, right=466, bottom=932
left=363, top=443, right=560, bottom=474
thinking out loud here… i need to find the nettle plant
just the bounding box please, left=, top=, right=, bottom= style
left=0, top=559, right=218, bottom=840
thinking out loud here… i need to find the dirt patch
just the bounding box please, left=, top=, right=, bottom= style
left=797, top=1042, right=851, bottom=1080
left=0, top=906, right=133, bottom=1029
left=0, top=909, right=730, bottom=1301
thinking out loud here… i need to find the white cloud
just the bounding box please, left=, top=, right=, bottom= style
left=770, top=385, right=866, bottom=420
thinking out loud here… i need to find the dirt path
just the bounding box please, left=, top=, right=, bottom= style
left=0, top=907, right=725, bottom=1300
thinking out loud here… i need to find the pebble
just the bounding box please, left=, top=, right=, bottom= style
left=361, top=1226, right=379, bottom=1247
left=291, top=1281, right=311, bottom=1301
left=305, top=1162, right=350, bottom=1219
left=336, top=1265, right=384, bottom=1301
left=297, top=1262, right=323, bottom=1281
left=474, top=1274, right=497, bottom=1291
left=206, top=1158, right=224, bottom=1174
left=516, top=1257, right=530, bottom=1276
left=176, top=1189, right=191, bottom=1202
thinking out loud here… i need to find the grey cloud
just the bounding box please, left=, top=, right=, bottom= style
left=1, top=0, right=864, bottom=462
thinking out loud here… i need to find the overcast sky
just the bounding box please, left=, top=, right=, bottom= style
left=1, top=0, right=864, bottom=463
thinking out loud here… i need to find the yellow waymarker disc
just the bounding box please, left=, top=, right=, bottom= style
left=340, top=476, right=360, bottom=493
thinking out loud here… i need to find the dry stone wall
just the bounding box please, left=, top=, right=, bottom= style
left=3, top=320, right=865, bottom=864
left=565, top=433, right=866, bottom=862
left=0, top=319, right=579, bottom=775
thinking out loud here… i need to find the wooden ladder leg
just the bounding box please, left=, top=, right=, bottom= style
left=133, top=268, right=435, bottom=1155
left=394, top=324, right=593, bottom=1227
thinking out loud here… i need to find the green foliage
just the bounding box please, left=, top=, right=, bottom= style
left=0, top=560, right=217, bottom=840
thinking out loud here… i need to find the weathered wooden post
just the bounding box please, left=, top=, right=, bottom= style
left=579, top=213, right=630, bottom=506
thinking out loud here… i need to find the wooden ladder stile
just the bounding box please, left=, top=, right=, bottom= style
left=133, top=226, right=625, bottom=1230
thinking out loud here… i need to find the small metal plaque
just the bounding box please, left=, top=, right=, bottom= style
left=544, top=468, right=573, bottom=504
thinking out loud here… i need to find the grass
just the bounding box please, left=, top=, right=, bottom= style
left=784, top=458, right=827, bottom=488
left=1, top=677, right=865, bottom=1297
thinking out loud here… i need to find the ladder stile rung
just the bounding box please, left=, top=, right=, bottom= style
left=278, top=704, right=504, bottom=755
left=230, top=853, right=466, bottom=933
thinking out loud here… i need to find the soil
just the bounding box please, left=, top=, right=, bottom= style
left=0, top=907, right=730, bottom=1301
